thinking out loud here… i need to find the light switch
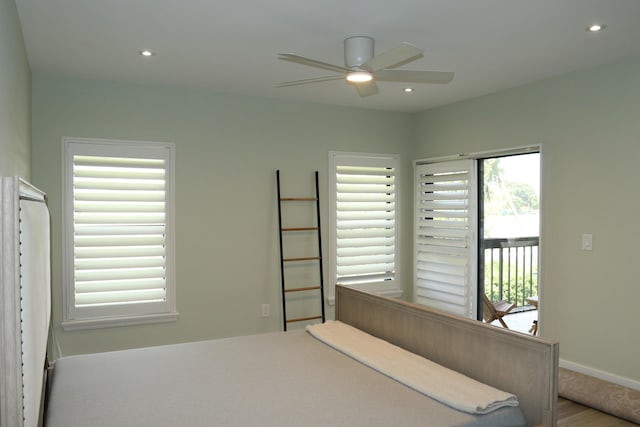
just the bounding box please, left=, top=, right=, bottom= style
left=582, top=234, right=593, bottom=251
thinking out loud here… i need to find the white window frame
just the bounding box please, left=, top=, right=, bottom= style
left=62, top=137, right=177, bottom=330
left=328, top=151, right=402, bottom=305
left=414, top=145, right=541, bottom=319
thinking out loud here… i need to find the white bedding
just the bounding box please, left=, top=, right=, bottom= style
left=45, top=329, right=525, bottom=427
left=307, top=320, right=518, bottom=414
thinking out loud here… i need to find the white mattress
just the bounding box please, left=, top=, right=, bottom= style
left=45, top=330, right=525, bottom=427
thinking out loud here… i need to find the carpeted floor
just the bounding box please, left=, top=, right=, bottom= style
left=558, top=368, right=640, bottom=425
left=558, top=397, right=638, bottom=426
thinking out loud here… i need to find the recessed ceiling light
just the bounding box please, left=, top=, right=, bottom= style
left=403, top=87, right=414, bottom=93
left=586, top=24, right=606, bottom=32
left=139, top=50, right=155, bottom=57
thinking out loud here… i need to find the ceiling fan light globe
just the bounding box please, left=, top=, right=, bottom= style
left=346, top=71, right=373, bottom=83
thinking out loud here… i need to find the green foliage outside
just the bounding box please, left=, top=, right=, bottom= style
left=484, top=257, right=538, bottom=307
left=483, top=158, right=539, bottom=216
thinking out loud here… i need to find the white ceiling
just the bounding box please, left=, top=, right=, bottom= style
left=14, top=0, right=640, bottom=112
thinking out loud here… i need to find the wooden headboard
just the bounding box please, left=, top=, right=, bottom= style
left=0, top=177, right=51, bottom=427
left=336, top=285, right=559, bottom=427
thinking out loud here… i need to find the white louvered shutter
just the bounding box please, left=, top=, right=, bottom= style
left=414, top=159, right=477, bottom=317
left=63, top=139, right=176, bottom=328
left=329, top=152, right=401, bottom=301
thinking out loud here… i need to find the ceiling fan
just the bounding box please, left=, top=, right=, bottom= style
left=277, top=36, right=454, bottom=97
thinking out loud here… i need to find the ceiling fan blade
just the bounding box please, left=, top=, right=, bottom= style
left=362, top=43, right=423, bottom=72
left=352, top=80, right=379, bottom=97
left=375, top=69, right=454, bottom=84
left=278, top=54, right=349, bottom=74
left=277, top=75, right=344, bottom=87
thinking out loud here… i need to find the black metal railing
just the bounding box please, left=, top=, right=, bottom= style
left=482, top=237, right=539, bottom=309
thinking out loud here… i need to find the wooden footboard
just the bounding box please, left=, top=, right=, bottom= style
left=335, top=285, right=559, bottom=427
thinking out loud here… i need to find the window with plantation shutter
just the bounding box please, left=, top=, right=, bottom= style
left=414, top=159, right=477, bottom=318
left=62, top=138, right=177, bottom=330
left=328, top=152, right=401, bottom=303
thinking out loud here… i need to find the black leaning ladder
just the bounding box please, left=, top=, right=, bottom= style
left=276, top=170, right=325, bottom=331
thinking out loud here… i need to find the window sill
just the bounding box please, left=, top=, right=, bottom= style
left=327, top=287, right=403, bottom=306
left=62, top=311, right=179, bottom=331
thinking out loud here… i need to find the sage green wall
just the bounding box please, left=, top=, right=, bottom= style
left=31, top=73, right=415, bottom=356
left=414, top=55, right=640, bottom=383
left=0, top=0, right=30, bottom=178
left=29, top=43, right=640, bottom=384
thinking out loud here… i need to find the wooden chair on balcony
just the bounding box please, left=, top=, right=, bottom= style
left=482, top=293, right=516, bottom=329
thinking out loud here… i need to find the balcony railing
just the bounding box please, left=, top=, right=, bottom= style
left=482, top=236, right=539, bottom=309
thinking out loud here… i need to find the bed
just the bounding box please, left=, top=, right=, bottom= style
left=0, top=176, right=559, bottom=427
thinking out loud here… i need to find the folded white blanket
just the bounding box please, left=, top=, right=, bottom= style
left=306, top=320, right=518, bottom=415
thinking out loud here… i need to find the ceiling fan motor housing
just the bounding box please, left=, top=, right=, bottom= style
left=344, top=36, right=374, bottom=68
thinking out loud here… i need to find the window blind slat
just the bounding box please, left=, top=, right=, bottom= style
left=337, top=272, right=394, bottom=285
left=75, top=277, right=166, bottom=293
left=337, top=228, right=395, bottom=239
left=415, top=236, right=468, bottom=248
left=416, top=270, right=466, bottom=287
left=337, top=262, right=394, bottom=276
left=336, top=236, right=395, bottom=248
left=417, top=210, right=468, bottom=220
left=337, top=184, right=395, bottom=193
left=74, top=201, right=165, bottom=213
left=74, top=155, right=164, bottom=168
left=337, top=254, right=395, bottom=266
left=336, top=166, right=394, bottom=176
left=75, top=256, right=165, bottom=270
left=417, top=227, right=468, bottom=239
left=415, top=289, right=466, bottom=314
left=75, top=246, right=166, bottom=258
left=74, top=190, right=165, bottom=202
left=337, top=246, right=394, bottom=257
left=415, top=244, right=469, bottom=258
left=74, top=212, right=165, bottom=224
left=74, top=235, right=165, bottom=246
left=415, top=280, right=467, bottom=298
left=418, top=190, right=468, bottom=200
left=417, top=171, right=468, bottom=183
left=74, top=166, right=165, bottom=180
left=75, top=266, right=165, bottom=282
left=337, top=219, right=395, bottom=229
left=419, top=201, right=468, bottom=210
left=416, top=219, right=468, bottom=229
left=416, top=262, right=466, bottom=279
left=337, top=202, right=395, bottom=211
left=74, top=179, right=165, bottom=191
left=338, top=211, right=394, bottom=220
left=416, top=251, right=468, bottom=265
left=74, top=225, right=165, bottom=235
left=337, top=194, right=394, bottom=203
left=76, top=289, right=166, bottom=306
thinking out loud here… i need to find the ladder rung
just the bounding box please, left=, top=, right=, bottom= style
left=286, top=315, right=323, bottom=323
left=281, top=227, right=318, bottom=232
left=283, top=256, right=320, bottom=262
left=284, top=286, right=321, bottom=293
left=280, top=197, right=317, bottom=201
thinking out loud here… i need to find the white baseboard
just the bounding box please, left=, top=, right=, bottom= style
left=560, top=359, right=640, bottom=391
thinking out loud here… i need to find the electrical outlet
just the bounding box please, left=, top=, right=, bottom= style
left=582, top=233, right=593, bottom=251
left=261, top=304, right=270, bottom=317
